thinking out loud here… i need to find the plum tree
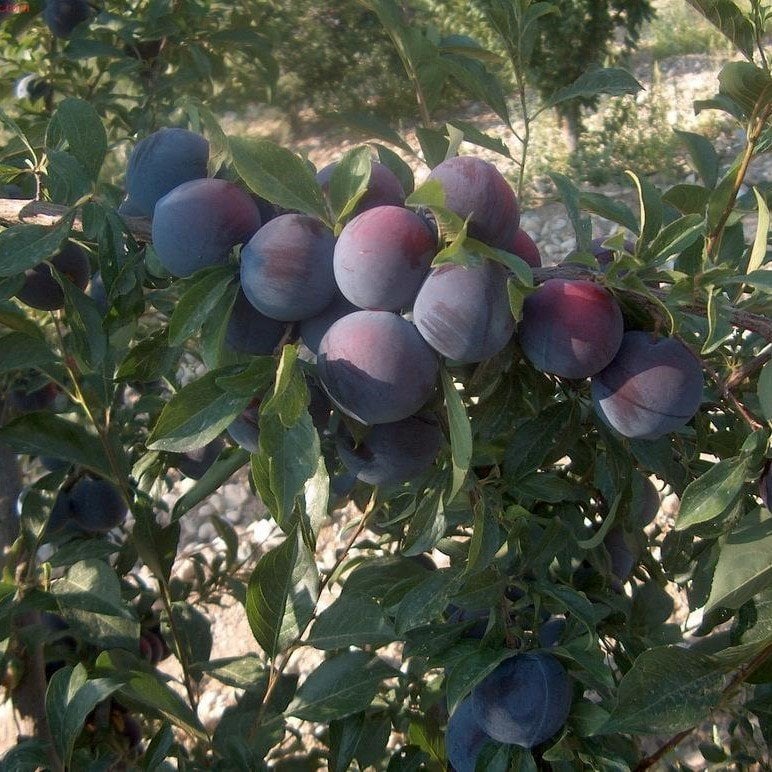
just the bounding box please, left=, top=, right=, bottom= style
left=15, top=242, right=90, bottom=311
left=518, top=279, right=624, bottom=379
left=124, top=128, right=209, bottom=218
left=225, top=289, right=288, bottom=356
left=471, top=650, right=572, bottom=747
left=152, top=179, right=261, bottom=278
left=507, top=228, right=542, bottom=268
left=333, top=205, right=437, bottom=311
left=425, top=156, right=519, bottom=248
left=317, top=310, right=439, bottom=425
left=336, top=413, right=443, bottom=485
left=445, top=696, right=494, bottom=772
left=299, top=291, right=360, bottom=355
left=591, top=331, right=704, bottom=439
left=240, top=213, right=337, bottom=321
left=172, top=438, right=225, bottom=480
left=413, top=259, right=515, bottom=363
left=42, top=0, right=90, bottom=38
left=316, top=159, right=406, bottom=213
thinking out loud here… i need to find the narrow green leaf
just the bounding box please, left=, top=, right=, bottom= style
left=49, top=98, right=107, bottom=182
left=541, top=67, right=642, bottom=111
left=686, top=1, right=756, bottom=59
left=626, top=171, right=662, bottom=246
left=200, top=655, right=265, bottom=690
left=329, top=146, right=372, bottom=222
left=441, top=367, right=472, bottom=502
left=402, top=489, right=447, bottom=556
left=748, top=187, right=770, bottom=274
left=550, top=173, right=592, bottom=250
left=0, top=217, right=73, bottom=278
left=308, top=594, right=397, bottom=650
left=645, top=214, right=704, bottom=266
left=579, top=191, right=638, bottom=234
left=759, top=361, right=772, bottom=424
left=445, top=648, right=515, bottom=715
left=0, top=332, right=58, bottom=373
left=57, top=279, right=107, bottom=372
left=674, top=129, right=719, bottom=188
left=168, top=267, right=235, bottom=346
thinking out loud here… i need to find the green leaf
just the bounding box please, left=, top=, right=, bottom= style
left=441, top=367, right=472, bottom=502
left=686, top=1, right=756, bottom=59
left=164, top=602, right=212, bottom=677
left=446, top=121, right=511, bottom=158
left=168, top=267, right=236, bottom=346
left=48, top=98, right=107, bottom=182
left=0, top=332, right=58, bottom=373
left=734, top=270, right=772, bottom=293
left=308, top=594, right=397, bottom=650
left=132, top=510, right=180, bottom=585
left=674, top=130, right=719, bottom=188
left=402, top=489, right=447, bottom=557
left=706, top=508, right=772, bottom=613
left=718, top=61, right=772, bottom=117
left=334, top=111, right=414, bottom=155
left=0, top=413, right=113, bottom=478
left=230, top=137, right=329, bottom=224
left=147, top=368, right=252, bottom=452
left=0, top=217, right=73, bottom=278
left=748, top=187, right=770, bottom=274
left=759, top=361, right=772, bottom=424
left=201, top=655, right=265, bottom=690
left=116, top=330, right=182, bottom=383
left=287, top=651, right=397, bottom=722
left=541, top=67, right=642, bottom=111
left=445, top=648, right=515, bottom=715
left=245, top=528, right=319, bottom=659
left=395, top=568, right=463, bottom=635
left=602, top=645, right=726, bottom=734
left=329, top=146, right=372, bottom=223
left=259, top=344, right=308, bottom=427
left=578, top=192, right=638, bottom=234
left=645, top=214, right=704, bottom=267
left=626, top=171, right=662, bottom=246
left=550, top=173, right=592, bottom=250
left=57, top=279, right=107, bottom=372
left=662, top=184, right=711, bottom=215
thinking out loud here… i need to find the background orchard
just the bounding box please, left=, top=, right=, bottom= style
left=0, top=1, right=771, bottom=771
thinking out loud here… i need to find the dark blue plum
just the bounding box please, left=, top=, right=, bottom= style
left=152, top=179, right=261, bottom=278
left=15, top=242, right=90, bottom=310
left=631, top=472, right=659, bottom=527
left=299, top=291, right=360, bottom=355
left=471, top=651, right=572, bottom=747
left=333, top=205, right=436, bottom=311
left=507, top=228, right=541, bottom=268
left=317, top=311, right=439, bottom=425
left=336, top=413, right=443, bottom=485
left=14, top=74, right=52, bottom=103
left=413, top=259, right=515, bottom=364
left=518, top=279, right=624, bottom=379
left=316, top=160, right=405, bottom=214
left=446, top=605, right=490, bottom=639
left=538, top=616, right=567, bottom=648
left=425, top=156, right=519, bottom=249
left=604, top=526, right=638, bottom=588
left=9, top=381, right=59, bottom=413
left=125, top=128, right=209, bottom=218
left=240, top=213, right=337, bottom=321
left=225, top=289, right=288, bottom=356
left=446, top=697, right=494, bottom=772
left=67, top=477, right=129, bottom=533
left=43, top=0, right=90, bottom=38
left=117, top=197, right=146, bottom=218
left=591, top=331, right=703, bottom=440
left=227, top=404, right=260, bottom=453
left=173, top=438, right=225, bottom=479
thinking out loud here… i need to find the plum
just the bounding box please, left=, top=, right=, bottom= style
left=425, top=156, right=519, bottom=248
left=172, top=438, right=225, bottom=479
left=446, top=696, right=494, bottom=772
left=316, top=159, right=405, bottom=214
left=62, top=476, right=128, bottom=533
left=590, top=237, right=635, bottom=268
left=471, top=650, right=572, bottom=747
left=9, top=381, right=59, bottom=413
left=333, top=205, right=436, bottom=311
left=604, top=526, right=638, bottom=589
left=240, top=213, right=337, bottom=321
left=225, top=289, right=288, bottom=356
left=591, top=331, right=703, bottom=440
left=152, top=179, right=261, bottom=278
left=43, top=0, right=90, bottom=38
left=317, top=310, right=439, bottom=425
left=14, top=74, right=52, bottom=103
left=413, top=259, right=515, bottom=363
left=227, top=403, right=260, bottom=453
left=760, top=463, right=771, bottom=510
left=299, top=291, right=360, bottom=355
left=507, top=228, right=542, bottom=268
left=631, top=472, right=659, bottom=527
left=15, top=242, right=90, bottom=310
left=124, top=128, right=209, bottom=218
left=538, top=616, right=567, bottom=648
left=518, top=279, right=624, bottom=379
left=446, top=605, right=490, bottom=640
left=336, top=413, right=443, bottom=485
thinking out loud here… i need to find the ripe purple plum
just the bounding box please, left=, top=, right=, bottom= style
left=240, top=214, right=337, bottom=321
left=425, top=156, right=519, bottom=248
left=152, top=179, right=261, bottom=278
left=173, top=438, right=225, bottom=480
left=604, top=526, right=638, bottom=590
left=471, top=651, right=572, bottom=748
left=9, top=381, right=59, bottom=413
left=336, top=413, right=443, bottom=485
left=446, top=697, right=494, bottom=772
left=317, top=311, right=439, bottom=425
left=591, top=331, right=703, bottom=440
left=333, top=206, right=437, bottom=311
left=299, top=291, right=360, bottom=355
left=518, top=279, right=624, bottom=379
left=225, top=289, right=288, bottom=356
left=124, top=128, right=209, bottom=218
left=316, top=160, right=405, bottom=214
left=538, top=616, right=567, bottom=648
left=15, top=242, right=90, bottom=310
left=413, top=259, right=515, bottom=364
left=508, top=228, right=542, bottom=268
left=43, top=0, right=90, bottom=38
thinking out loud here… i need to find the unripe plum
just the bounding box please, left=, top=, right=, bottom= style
left=316, top=160, right=405, bottom=214
left=240, top=214, right=337, bottom=321
left=471, top=651, right=572, bottom=747
left=507, top=228, right=542, bottom=268
left=125, top=128, right=209, bottom=218
left=446, top=696, right=493, bottom=772
left=43, top=0, right=90, bottom=38
left=591, top=331, right=703, bottom=440
left=336, top=413, right=443, bottom=485
left=152, top=179, right=261, bottom=278
left=15, top=242, right=90, bottom=310
left=299, top=291, right=360, bottom=355
left=173, top=438, right=225, bottom=479
left=225, top=289, right=287, bottom=356
left=413, top=259, right=515, bottom=363
left=425, top=156, right=519, bottom=248
left=333, top=205, right=436, bottom=311
left=67, top=476, right=129, bottom=533
left=518, top=279, right=624, bottom=379
left=317, top=311, right=439, bottom=425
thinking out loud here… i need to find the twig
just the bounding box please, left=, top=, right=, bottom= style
left=724, top=342, right=772, bottom=390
